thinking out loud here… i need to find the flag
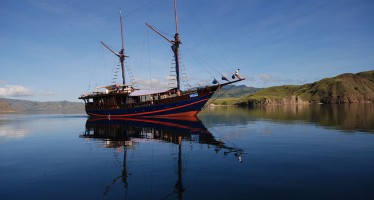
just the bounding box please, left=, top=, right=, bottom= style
left=221, top=76, right=228, bottom=81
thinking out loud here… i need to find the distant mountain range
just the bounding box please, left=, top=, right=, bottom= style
left=212, top=70, right=374, bottom=105
left=1, top=70, right=373, bottom=113
left=212, top=85, right=261, bottom=98
left=0, top=98, right=84, bottom=113
left=209, top=85, right=262, bottom=105
left=0, top=85, right=262, bottom=113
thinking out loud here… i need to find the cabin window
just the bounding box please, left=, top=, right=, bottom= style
left=189, top=93, right=198, bottom=98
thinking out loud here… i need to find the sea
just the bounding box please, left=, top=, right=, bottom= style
left=1, top=104, right=373, bottom=200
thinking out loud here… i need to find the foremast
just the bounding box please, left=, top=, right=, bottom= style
left=146, top=0, right=182, bottom=90
left=101, top=10, right=128, bottom=85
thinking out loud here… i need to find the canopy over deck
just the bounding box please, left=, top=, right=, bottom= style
left=96, top=84, right=133, bottom=90
left=129, top=89, right=169, bottom=97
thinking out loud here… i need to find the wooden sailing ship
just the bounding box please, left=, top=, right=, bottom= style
left=79, top=0, right=244, bottom=118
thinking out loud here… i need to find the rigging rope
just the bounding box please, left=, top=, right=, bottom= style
left=147, top=28, right=152, bottom=83
left=205, top=84, right=236, bottom=108
left=122, top=0, right=155, bottom=18
left=85, top=43, right=104, bottom=93
left=182, top=45, right=220, bottom=80
left=183, top=3, right=235, bottom=75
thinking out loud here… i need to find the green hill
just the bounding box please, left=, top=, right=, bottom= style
left=242, top=70, right=374, bottom=105
left=211, top=70, right=374, bottom=105
left=209, top=85, right=262, bottom=105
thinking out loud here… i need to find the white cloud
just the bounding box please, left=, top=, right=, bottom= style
left=0, top=84, right=33, bottom=97
left=39, top=91, right=55, bottom=96
left=298, top=79, right=306, bottom=84
left=258, top=74, right=274, bottom=83
left=28, top=0, right=71, bottom=15
left=0, top=126, right=28, bottom=140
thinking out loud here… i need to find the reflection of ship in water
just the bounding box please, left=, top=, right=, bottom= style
left=80, top=117, right=243, bottom=199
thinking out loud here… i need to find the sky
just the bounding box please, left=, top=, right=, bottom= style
left=1, top=0, right=373, bottom=102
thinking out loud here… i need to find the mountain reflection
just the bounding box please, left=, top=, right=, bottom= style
left=200, top=104, right=374, bottom=132
left=80, top=117, right=243, bottom=199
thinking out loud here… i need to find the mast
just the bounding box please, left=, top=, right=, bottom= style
left=173, top=0, right=181, bottom=90
left=101, top=9, right=127, bottom=85
left=175, top=136, right=184, bottom=199
left=146, top=0, right=182, bottom=90
left=119, top=9, right=126, bottom=85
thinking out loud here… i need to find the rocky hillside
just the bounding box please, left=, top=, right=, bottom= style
left=0, top=98, right=85, bottom=113
left=241, top=70, right=374, bottom=105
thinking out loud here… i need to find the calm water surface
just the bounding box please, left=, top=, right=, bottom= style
left=1, top=104, right=374, bottom=200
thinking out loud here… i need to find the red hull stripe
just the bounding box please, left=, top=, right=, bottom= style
left=150, top=111, right=198, bottom=118
left=90, top=117, right=194, bottom=130
left=87, top=98, right=209, bottom=117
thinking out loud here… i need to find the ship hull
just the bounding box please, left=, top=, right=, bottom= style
left=85, top=93, right=213, bottom=118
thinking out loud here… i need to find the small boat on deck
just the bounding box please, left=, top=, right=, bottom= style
left=78, top=0, right=244, bottom=118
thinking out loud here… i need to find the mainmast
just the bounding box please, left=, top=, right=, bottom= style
left=146, top=0, right=182, bottom=90
left=101, top=9, right=128, bottom=85
left=173, top=0, right=181, bottom=90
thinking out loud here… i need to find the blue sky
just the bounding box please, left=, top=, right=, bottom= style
left=1, top=0, right=373, bottom=102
